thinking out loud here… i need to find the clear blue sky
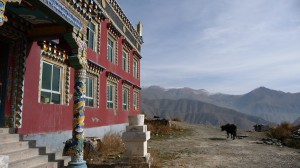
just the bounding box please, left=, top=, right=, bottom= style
left=118, top=0, right=300, bottom=94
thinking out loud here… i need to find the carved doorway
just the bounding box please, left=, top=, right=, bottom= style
left=0, top=42, right=10, bottom=127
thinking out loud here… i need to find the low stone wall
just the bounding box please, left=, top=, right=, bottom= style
left=87, top=162, right=150, bottom=168
left=22, top=123, right=127, bottom=153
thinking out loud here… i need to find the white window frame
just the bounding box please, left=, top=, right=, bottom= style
left=133, top=59, right=138, bottom=78
left=122, top=87, right=129, bottom=110
left=85, top=76, right=95, bottom=107
left=107, top=82, right=116, bottom=109
left=122, top=49, right=129, bottom=72
left=87, top=21, right=97, bottom=51
left=133, top=91, right=139, bottom=110
left=107, top=36, right=116, bottom=64
left=40, top=61, right=62, bottom=104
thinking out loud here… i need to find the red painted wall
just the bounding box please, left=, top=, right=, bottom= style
left=19, top=19, right=141, bottom=134
left=19, top=42, right=73, bottom=134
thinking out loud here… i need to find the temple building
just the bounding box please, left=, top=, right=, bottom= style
left=0, top=0, right=143, bottom=154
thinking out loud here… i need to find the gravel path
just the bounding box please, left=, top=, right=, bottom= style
left=149, top=122, right=300, bottom=168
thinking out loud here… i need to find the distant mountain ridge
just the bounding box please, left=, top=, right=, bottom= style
left=142, top=98, right=268, bottom=130
left=141, top=86, right=300, bottom=124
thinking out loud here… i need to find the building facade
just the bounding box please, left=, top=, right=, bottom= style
left=0, top=0, right=143, bottom=151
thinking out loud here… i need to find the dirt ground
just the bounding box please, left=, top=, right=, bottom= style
left=148, top=122, right=300, bottom=168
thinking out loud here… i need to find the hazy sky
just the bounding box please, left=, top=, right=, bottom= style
left=118, top=0, right=300, bottom=94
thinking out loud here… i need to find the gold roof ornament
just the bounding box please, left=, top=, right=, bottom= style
left=101, top=0, right=106, bottom=8
left=137, top=22, right=143, bottom=37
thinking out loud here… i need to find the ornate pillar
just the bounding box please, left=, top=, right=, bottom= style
left=69, top=68, right=86, bottom=167
left=64, top=29, right=88, bottom=168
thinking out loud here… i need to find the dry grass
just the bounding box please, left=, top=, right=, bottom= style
left=149, top=148, right=162, bottom=168
left=148, top=147, right=181, bottom=168
left=148, top=123, right=181, bottom=136
left=172, top=117, right=182, bottom=122
left=285, top=139, right=300, bottom=149
left=84, top=133, right=125, bottom=163
left=147, top=121, right=193, bottom=141
left=268, top=122, right=293, bottom=140
left=99, top=133, right=125, bottom=158
left=267, top=122, right=300, bottom=149
left=147, top=124, right=172, bottom=135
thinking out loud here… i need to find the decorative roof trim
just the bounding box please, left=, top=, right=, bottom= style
left=88, top=59, right=105, bottom=73
left=122, top=79, right=133, bottom=86
left=105, top=16, right=141, bottom=54
left=107, top=21, right=122, bottom=37
left=121, top=36, right=133, bottom=50
left=106, top=71, right=122, bottom=80
left=106, top=0, right=143, bottom=44
left=66, top=0, right=99, bottom=20
left=133, top=50, right=142, bottom=59
left=38, top=41, right=68, bottom=63
left=133, top=85, right=141, bottom=90
left=62, top=0, right=143, bottom=45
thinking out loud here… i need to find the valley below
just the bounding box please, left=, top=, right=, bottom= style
left=149, top=122, right=300, bottom=168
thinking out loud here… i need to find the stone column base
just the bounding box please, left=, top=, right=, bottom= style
left=120, top=153, right=151, bottom=168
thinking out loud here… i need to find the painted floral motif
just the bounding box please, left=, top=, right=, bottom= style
left=0, top=0, right=22, bottom=26
left=74, top=35, right=88, bottom=68
left=0, top=1, right=7, bottom=26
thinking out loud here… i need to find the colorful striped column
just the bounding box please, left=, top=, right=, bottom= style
left=69, top=68, right=87, bottom=168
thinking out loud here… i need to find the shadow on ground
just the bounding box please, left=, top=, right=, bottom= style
left=209, top=138, right=227, bottom=141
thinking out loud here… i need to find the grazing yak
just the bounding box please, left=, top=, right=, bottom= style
left=221, top=124, right=237, bottom=140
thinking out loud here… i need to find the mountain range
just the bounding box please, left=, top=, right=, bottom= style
left=141, top=86, right=300, bottom=129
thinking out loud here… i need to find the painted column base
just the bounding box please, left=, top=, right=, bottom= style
left=68, top=160, right=87, bottom=168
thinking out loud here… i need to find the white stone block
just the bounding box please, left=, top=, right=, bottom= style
left=128, top=114, right=144, bottom=126
left=0, top=155, right=9, bottom=168
left=124, top=141, right=147, bottom=157
left=126, top=125, right=147, bottom=132
left=123, top=131, right=150, bottom=142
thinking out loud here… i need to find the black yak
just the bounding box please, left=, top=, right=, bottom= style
left=221, top=124, right=237, bottom=140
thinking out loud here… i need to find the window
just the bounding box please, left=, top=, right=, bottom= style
left=85, top=76, right=94, bottom=107
left=107, top=83, right=116, bottom=109
left=133, top=91, right=139, bottom=110
left=87, top=22, right=96, bottom=51
left=133, top=59, right=138, bottom=78
left=40, top=62, right=62, bottom=104
left=122, top=49, right=129, bottom=72
left=107, top=37, right=115, bottom=63
left=122, top=87, right=129, bottom=110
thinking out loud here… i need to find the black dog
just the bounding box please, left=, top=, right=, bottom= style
left=221, top=124, right=237, bottom=140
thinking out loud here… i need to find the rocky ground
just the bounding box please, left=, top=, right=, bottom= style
left=148, top=122, right=300, bottom=168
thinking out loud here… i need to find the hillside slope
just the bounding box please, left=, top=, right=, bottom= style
left=142, top=98, right=268, bottom=130
left=231, top=87, right=300, bottom=123
left=293, top=117, right=300, bottom=126
left=142, top=86, right=300, bottom=123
